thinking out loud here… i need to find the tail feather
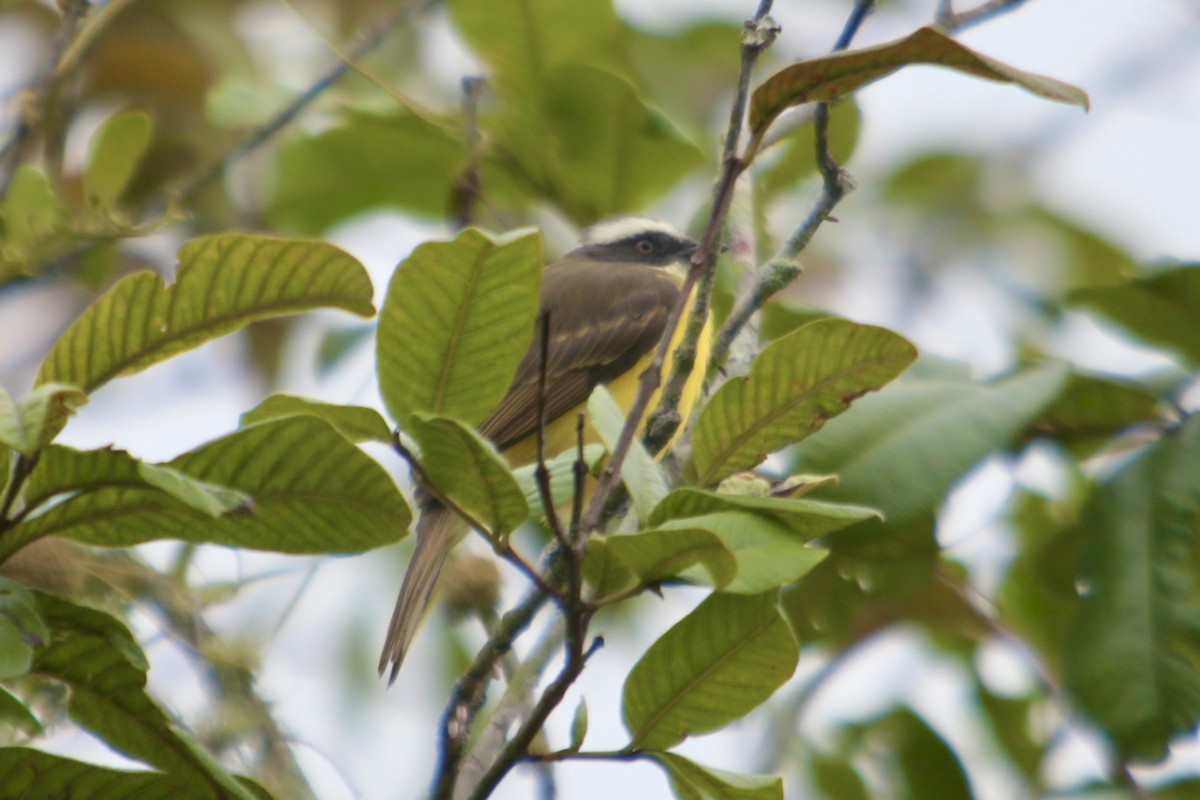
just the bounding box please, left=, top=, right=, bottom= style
left=379, top=504, right=464, bottom=684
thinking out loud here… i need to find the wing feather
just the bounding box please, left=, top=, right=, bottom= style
left=479, top=259, right=681, bottom=452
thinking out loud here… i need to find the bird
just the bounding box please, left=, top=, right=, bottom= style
left=379, top=216, right=713, bottom=683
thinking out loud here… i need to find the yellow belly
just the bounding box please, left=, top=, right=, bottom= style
left=502, top=297, right=712, bottom=467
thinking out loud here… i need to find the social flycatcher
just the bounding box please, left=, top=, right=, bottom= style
left=379, top=216, right=712, bottom=682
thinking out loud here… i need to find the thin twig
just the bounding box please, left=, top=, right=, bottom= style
left=569, top=413, right=586, bottom=539
left=645, top=2, right=781, bottom=449
left=464, top=637, right=604, bottom=800
left=935, top=0, right=1031, bottom=31
left=525, top=748, right=645, bottom=764
left=833, top=0, right=876, bottom=51
left=0, top=453, right=38, bottom=529
left=451, top=76, right=487, bottom=229
left=0, top=0, right=92, bottom=192
left=456, top=615, right=566, bottom=796
left=583, top=2, right=780, bottom=524
left=432, top=586, right=555, bottom=799
left=533, top=312, right=567, bottom=548
left=709, top=0, right=874, bottom=371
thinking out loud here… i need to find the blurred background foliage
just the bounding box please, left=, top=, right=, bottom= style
left=1, top=0, right=1198, bottom=798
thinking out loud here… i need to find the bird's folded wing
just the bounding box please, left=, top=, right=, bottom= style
left=479, top=263, right=681, bottom=452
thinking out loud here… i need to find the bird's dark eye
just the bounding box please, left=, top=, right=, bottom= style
left=635, top=239, right=655, bottom=255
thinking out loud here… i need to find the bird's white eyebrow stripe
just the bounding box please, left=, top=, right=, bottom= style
left=581, top=217, right=688, bottom=246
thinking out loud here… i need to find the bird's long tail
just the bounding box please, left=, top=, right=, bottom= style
left=378, top=502, right=464, bottom=684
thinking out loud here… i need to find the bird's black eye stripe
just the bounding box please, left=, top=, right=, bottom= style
left=611, top=232, right=685, bottom=254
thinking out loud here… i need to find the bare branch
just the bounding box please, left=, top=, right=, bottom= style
left=432, top=586, right=555, bottom=799
left=533, top=312, right=567, bottom=548
left=584, top=2, right=780, bottom=526
left=710, top=0, right=874, bottom=371
left=936, top=0, right=1032, bottom=31
left=465, top=637, right=604, bottom=800
left=450, top=76, right=487, bottom=229
left=0, top=0, right=92, bottom=192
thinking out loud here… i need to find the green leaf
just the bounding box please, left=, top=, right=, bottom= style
left=135, top=462, right=251, bottom=518
left=1069, top=265, right=1200, bottom=368
left=604, top=527, right=736, bottom=592
left=83, top=111, right=153, bottom=209
left=623, top=591, right=798, bottom=750
left=20, top=445, right=143, bottom=511
left=241, top=394, right=392, bottom=443
left=0, top=165, right=63, bottom=247
left=583, top=536, right=635, bottom=597
left=690, top=319, right=917, bottom=486
left=648, top=491, right=875, bottom=593
left=975, top=680, right=1044, bottom=784
left=0, top=383, right=87, bottom=455
left=0, top=687, right=43, bottom=736
left=30, top=593, right=258, bottom=800
left=996, top=490, right=1084, bottom=676
left=493, top=64, right=704, bottom=224
left=317, top=324, right=372, bottom=374
left=36, top=234, right=375, bottom=392
left=1028, top=372, right=1159, bottom=454
left=376, top=228, right=542, bottom=427
left=871, top=709, right=972, bottom=800
left=649, top=488, right=879, bottom=538
left=626, top=21, right=743, bottom=129
left=157, top=417, right=409, bottom=552
left=1064, top=416, right=1200, bottom=762
left=270, top=112, right=464, bottom=233
left=657, top=512, right=828, bottom=594
left=513, top=443, right=605, bottom=516
left=1021, top=206, right=1140, bottom=290
left=0, top=748, right=261, bottom=800
left=588, top=385, right=668, bottom=521
left=793, top=364, right=1069, bottom=524
left=750, top=26, right=1088, bottom=137
left=567, top=698, right=588, bottom=753
left=651, top=752, right=782, bottom=800
left=808, top=752, right=868, bottom=800
left=450, top=0, right=629, bottom=101
left=0, top=578, right=48, bottom=680
left=407, top=414, right=528, bottom=543
left=4, top=419, right=408, bottom=560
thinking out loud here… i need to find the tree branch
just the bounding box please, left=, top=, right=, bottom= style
left=0, top=0, right=92, bottom=193
left=464, top=637, right=604, bottom=800
left=584, top=2, right=780, bottom=523
left=936, top=0, right=1032, bottom=32
left=432, top=586, right=555, bottom=799
left=709, top=0, right=872, bottom=371
left=450, top=76, right=487, bottom=230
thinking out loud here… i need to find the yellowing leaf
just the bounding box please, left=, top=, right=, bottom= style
left=751, top=26, right=1088, bottom=137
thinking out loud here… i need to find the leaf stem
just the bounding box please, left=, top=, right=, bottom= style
left=0, top=452, right=39, bottom=537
